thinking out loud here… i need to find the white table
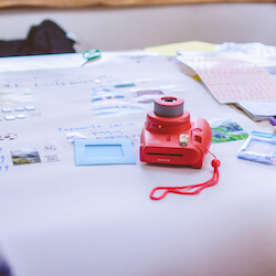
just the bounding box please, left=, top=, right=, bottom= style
left=0, top=53, right=275, bottom=276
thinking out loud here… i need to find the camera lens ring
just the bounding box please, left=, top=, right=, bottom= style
left=154, top=96, right=184, bottom=117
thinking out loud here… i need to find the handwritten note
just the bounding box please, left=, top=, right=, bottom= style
left=0, top=147, right=9, bottom=173
left=58, top=122, right=142, bottom=148
left=178, top=56, right=276, bottom=104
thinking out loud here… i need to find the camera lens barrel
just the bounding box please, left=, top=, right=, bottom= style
left=154, top=96, right=184, bottom=117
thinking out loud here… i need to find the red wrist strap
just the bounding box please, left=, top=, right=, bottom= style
left=149, top=150, right=220, bottom=200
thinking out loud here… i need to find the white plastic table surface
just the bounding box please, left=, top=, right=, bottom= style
left=0, top=54, right=275, bottom=276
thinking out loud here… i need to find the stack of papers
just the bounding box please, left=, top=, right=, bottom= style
left=175, top=42, right=276, bottom=121
left=235, top=101, right=276, bottom=121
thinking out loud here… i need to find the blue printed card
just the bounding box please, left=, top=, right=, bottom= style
left=74, top=139, right=136, bottom=166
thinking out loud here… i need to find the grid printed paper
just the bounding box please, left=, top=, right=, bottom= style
left=179, top=56, right=276, bottom=104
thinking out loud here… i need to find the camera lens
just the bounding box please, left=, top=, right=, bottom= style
left=154, top=96, right=184, bottom=117
left=163, top=98, right=176, bottom=102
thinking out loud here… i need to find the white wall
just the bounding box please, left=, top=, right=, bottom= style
left=0, top=3, right=276, bottom=52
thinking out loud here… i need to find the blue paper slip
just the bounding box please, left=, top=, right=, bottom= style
left=113, top=81, right=135, bottom=88
left=74, top=139, right=136, bottom=166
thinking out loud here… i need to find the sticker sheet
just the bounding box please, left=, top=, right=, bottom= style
left=178, top=56, right=276, bottom=104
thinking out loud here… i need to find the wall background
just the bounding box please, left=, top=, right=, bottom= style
left=0, top=3, right=276, bottom=52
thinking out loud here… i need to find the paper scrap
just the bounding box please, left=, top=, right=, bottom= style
left=146, top=41, right=214, bottom=56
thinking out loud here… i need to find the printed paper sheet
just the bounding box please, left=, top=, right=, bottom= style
left=178, top=56, right=276, bottom=104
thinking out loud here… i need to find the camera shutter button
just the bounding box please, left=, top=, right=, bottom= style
left=179, top=134, right=189, bottom=146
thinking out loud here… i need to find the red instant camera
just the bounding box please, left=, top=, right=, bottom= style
left=140, top=96, right=212, bottom=168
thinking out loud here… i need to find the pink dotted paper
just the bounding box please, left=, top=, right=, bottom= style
left=180, top=56, right=276, bottom=104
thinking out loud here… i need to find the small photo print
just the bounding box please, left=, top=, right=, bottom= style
left=11, top=148, right=41, bottom=165
left=210, top=118, right=249, bottom=143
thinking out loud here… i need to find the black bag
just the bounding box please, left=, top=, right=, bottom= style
left=0, top=20, right=76, bottom=57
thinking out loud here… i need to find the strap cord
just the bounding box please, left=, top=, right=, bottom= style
left=149, top=150, right=221, bottom=200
